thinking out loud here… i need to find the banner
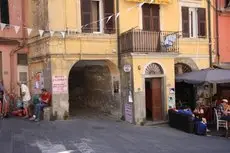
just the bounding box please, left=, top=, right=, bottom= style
left=126, top=0, right=171, bottom=4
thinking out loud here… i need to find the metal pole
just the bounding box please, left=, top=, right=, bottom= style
left=215, top=0, right=220, bottom=64
left=207, top=0, right=213, bottom=67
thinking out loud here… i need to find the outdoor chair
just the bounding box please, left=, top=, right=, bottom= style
left=214, top=108, right=228, bottom=131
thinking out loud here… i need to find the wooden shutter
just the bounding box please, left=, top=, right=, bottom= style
left=181, top=7, right=189, bottom=37
left=104, top=0, right=115, bottom=34
left=81, top=0, right=92, bottom=33
left=1, top=0, right=9, bottom=24
left=152, top=5, right=160, bottom=32
left=142, top=4, right=151, bottom=31
left=142, top=4, right=160, bottom=31
left=197, top=8, right=206, bottom=38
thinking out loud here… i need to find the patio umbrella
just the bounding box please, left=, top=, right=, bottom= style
left=176, top=68, right=230, bottom=84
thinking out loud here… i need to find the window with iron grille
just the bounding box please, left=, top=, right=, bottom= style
left=17, top=54, right=28, bottom=65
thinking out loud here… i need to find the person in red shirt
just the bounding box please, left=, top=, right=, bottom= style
left=29, top=88, right=51, bottom=122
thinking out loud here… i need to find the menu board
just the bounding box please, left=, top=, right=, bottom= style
left=125, top=103, right=133, bottom=124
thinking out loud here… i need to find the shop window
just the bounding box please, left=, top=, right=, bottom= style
left=181, top=7, right=206, bottom=38
left=17, top=54, right=28, bottom=65
left=81, top=0, right=115, bottom=34
left=0, top=0, right=9, bottom=24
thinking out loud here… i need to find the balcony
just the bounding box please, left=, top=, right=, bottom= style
left=120, top=29, right=179, bottom=54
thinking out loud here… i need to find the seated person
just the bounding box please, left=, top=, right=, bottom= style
left=29, top=88, right=51, bottom=122
left=217, top=99, right=230, bottom=122
left=176, top=106, right=194, bottom=117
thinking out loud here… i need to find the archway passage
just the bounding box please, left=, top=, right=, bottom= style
left=68, top=60, right=120, bottom=118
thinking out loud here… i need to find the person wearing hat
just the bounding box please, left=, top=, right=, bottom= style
left=217, top=99, right=230, bottom=121
left=29, top=88, right=51, bottom=122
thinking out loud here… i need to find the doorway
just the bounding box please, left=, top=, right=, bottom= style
left=145, top=77, right=163, bottom=121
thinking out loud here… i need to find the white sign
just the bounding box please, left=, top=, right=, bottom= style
left=52, top=76, right=68, bottom=94
left=123, top=64, right=131, bottom=72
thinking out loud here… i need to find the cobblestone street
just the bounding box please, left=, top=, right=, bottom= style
left=0, top=118, right=229, bottom=153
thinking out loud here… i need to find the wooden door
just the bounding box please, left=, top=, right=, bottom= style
left=151, top=78, right=163, bottom=121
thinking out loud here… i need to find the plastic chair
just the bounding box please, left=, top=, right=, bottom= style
left=214, top=108, right=228, bottom=131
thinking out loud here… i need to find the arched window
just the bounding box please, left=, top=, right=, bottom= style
left=175, top=63, right=192, bottom=75
left=145, top=63, right=164, bottom=75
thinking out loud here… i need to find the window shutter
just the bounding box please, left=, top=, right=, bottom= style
left=1, top=0, right=9, bottom=24
left=104, top=0, right=115, bottom=34
left=197, top=8, right=206, bottom=38
left=142, top=4, right=151, bottom=31
left=152, top=5, right=160, bottom=31
left=81, top=0, right=92, bottom=33
left=181, top=7, right=189, bottom=37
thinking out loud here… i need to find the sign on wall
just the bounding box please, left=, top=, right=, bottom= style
left=52, top=76, right=68, bottom=94
left=168, top=88, right=175, bottom=109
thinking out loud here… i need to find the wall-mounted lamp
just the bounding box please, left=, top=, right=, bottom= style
left=138, top=65, right=141, bottom=70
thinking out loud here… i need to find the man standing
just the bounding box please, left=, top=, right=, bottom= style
left=17, top=81, right=31, bottom=118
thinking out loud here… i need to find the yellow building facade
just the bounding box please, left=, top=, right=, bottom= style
left=118, top=0, right=215, bottom=124
left=26, top=0, right=215, bottom=123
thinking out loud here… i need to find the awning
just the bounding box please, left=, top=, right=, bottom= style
left=125, top=0, right=171, bottom=4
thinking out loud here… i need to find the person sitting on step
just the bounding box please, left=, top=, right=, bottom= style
left=29, top=88, right=51, bottom=122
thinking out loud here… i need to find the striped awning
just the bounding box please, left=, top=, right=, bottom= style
left=125, top=0, right=171, bottom=4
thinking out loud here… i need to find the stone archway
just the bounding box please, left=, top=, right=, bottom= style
left=68, top=60, right=121, bottom=118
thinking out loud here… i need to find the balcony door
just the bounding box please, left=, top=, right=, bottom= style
left=142, top=4, right=160, bottom=52
left=142, top=4, right=160, bottom=32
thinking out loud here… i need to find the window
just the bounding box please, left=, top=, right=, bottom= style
left=19, top=72, right=27, bottom=84
left=181, top=7, right=206, bottom=38
left=92, top=0, right=102, bottom=33
left=81, top=0, right=115, bottom=34
left=0, top=0, right=9, bottom=24
left=17, top=54, right=28, bottom=65
left=226, top=0, right=230, bottom=8
left=142, top=4, right=160, bottom=31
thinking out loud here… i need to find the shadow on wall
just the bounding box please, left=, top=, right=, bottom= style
left=68, top=60, right=120, bottom=116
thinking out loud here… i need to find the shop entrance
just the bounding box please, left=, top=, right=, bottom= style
left=145, top=78, right=163, bottom=121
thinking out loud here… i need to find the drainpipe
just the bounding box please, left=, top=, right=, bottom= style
left=215, top=0, right=220, bottom=64
left=207, top=0, right=213, bottom=68
left=9, top=0, right=27, bottom=92
left=116, top=0, right=121, bottom=68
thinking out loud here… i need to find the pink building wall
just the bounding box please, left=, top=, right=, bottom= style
left=216, top=0, right=230, bottom=63
left=0, top=0, right=28, bottom=92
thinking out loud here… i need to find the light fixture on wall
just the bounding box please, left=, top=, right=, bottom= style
left=138, top=65, right=141, bottom=70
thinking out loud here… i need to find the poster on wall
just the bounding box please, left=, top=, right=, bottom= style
left=125, top=103, right=133, bottom=124
left=52, top=76, right=68, bottom=94
left=168, top=88, right=175, bottom=109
